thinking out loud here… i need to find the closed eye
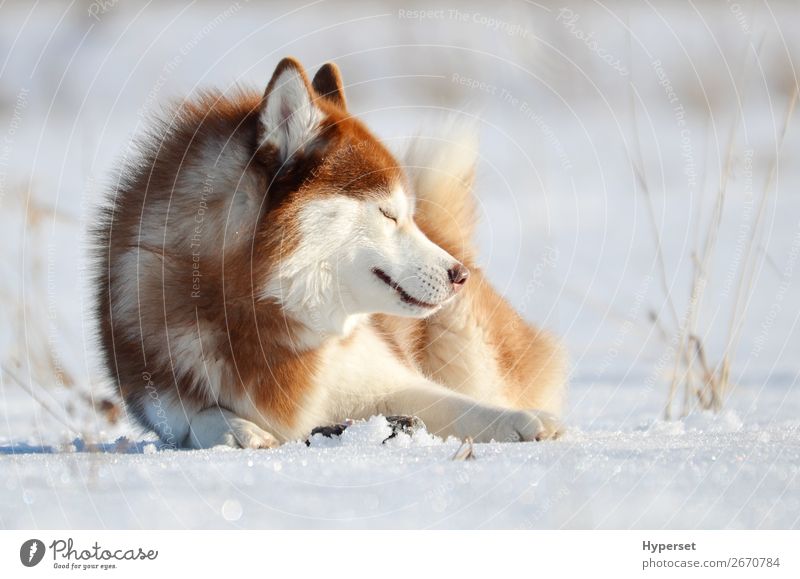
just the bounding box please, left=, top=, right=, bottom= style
left=379, top=207, right=398, bottom=224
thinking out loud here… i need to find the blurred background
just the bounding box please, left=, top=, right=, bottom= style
left=1, top=0, right=798, bottom=442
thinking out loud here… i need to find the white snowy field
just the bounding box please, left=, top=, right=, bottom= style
left=2, top=380, right=799, bottom=529
left=1, top=0, right=799, bottom=529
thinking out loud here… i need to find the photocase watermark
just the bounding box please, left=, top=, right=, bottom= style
left=508, top=245, right=560, bottom=334
left=450, top=8, right=531, bottom=38
left=398, top=7, right=531, bottom=38
left=651, top=59, right=697, bottom=190
left=515, top=477, right=572, bottom=528
left=514, top=98, right=574, bottom=171
left=485, top=81, right=575, bottom=170
left=20, top=539, right=46, bottom=567
left=52, top=538, right=157, bottom=570
left=452, top=72, right=574, bottom=171
left=520, top=245, right=561, bottom=311
left=450, top=72, right=500, bottom=96
left=190, top=174, right=213, bottom=299
left=138, top=0, right=247, bottom=119
left=0, top=87, right=30, bottom=205
left=87, top=0, right=118, bottom=21
left=750, top=220, right=800, bottom=359
left=721, top=148, right=755, bottom=298
left=556, top=8, right=629, bottom=77
left=20, top=537, right=159, bottom=570
left=726, top=0, right=752, bottom=35
left=46, top=243, right=70, bottom=389
left=425, top=467, right=470, bottom=513
left=142, top=371, right=177, bottom=449
left=643, top=276, right=707, bottom=396
left=595, top=274, right=653, bottom=379
left=396, top=8, right=446, bottom=20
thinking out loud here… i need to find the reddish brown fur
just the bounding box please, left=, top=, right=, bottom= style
left=95, top=61, right=405, bottom=440
left=402, top=138, right=567, bottom=413
left=95, top=58, right=566, bottom=446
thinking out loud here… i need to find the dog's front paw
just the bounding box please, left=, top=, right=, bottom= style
left=524, top=409, right=564, bottom=440
left=482, top=409, right=563, bottom=443
left=186, top=409, right=281, bottom=449
left=218, top=419, right=280, bottom=449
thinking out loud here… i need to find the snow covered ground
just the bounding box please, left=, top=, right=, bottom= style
left=2, top=379, right=798, bottom=529
left=1, top=0, right=799, bottom=529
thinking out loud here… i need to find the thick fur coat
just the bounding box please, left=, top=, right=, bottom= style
left=95, top=58, right=566, bottom=449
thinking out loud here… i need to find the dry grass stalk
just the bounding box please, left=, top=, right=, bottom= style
left=1, top=363, right=81, bottom=434
left=0, top=185, right=111, bottom=443
left=625, top=37, right=791, bottom=418
left=452, top=437, right=476, bottom=461
left=677, top=41, right=765, bottom=416
left=666, top=72, right=795, bottom=418
left=717, top=86, right=798, bottom=401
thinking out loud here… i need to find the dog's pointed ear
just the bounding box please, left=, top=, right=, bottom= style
left=259, top=57, right=322, bottom=160
left=312, top=62, right=347, bottom=110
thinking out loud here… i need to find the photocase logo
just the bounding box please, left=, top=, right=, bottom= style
left=20, top=539, right=46, bottom=567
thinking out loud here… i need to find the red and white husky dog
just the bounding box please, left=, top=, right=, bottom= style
left=96, top=57, right=566, bottom=449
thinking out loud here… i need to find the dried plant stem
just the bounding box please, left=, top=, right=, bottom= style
left=626, top=36, right=702, bottom=419
left=1, top=363, right=80, bottom=434
left=627, top=84, right=682, bottom=333
left=666, top=40, right=761, bottom=418
left=452, top=437, right=476, bottom=461
left=719, top=87, right=798, bottom=399
left=627, top=84, right=687, bottom=419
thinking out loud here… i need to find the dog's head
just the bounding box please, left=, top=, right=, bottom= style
left=258, top=58, right=468, bottom=329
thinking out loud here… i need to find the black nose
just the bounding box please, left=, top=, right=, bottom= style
left=448, top=263, right=470, bottom=289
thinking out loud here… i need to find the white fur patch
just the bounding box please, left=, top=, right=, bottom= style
left=259, top=66, right=322, bottom=160
left=108, top=250, right=140, bottom=326
left=390, top=184, right=412, bottom=221
left=134, top=138, right=261, bottom=252
left=261, top=196, right=363, bottom=343
left=164, top=319, right=226, bottom=403
left=423, top=296, right=506, bottom=404
left=261, top=190, right=463, bottom=333
left=141, top=388, right=191, bottom=448
left=185, top=407, right=279, bottom=449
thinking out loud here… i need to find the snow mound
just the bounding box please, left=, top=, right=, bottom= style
left=307, top=415, right=443, bottom=449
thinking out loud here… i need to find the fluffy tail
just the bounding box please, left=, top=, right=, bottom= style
left=404, top=117, right=479, bottom=264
